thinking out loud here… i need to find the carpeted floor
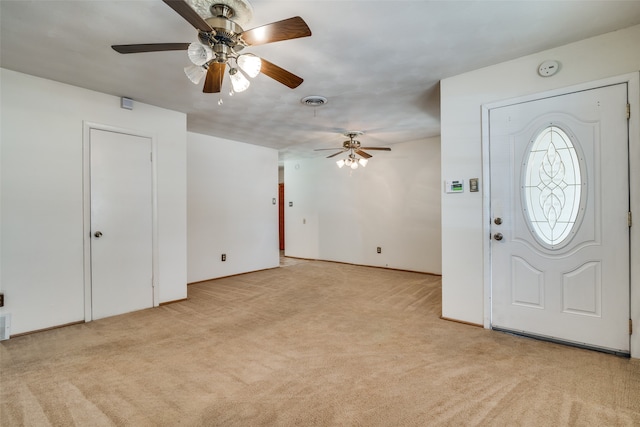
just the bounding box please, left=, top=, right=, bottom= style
left=1, top=259, right=639, bottom=426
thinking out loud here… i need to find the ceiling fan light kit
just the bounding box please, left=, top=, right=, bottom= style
left=337, top=156, right=368, bottom=169
left=184, top=64, right=208, bottom=84
left=236, top=53, right=261, bottom=78
left=187, top=42, right=213, bottom=65
left=111, top=0, right=312, bottom=99
left=228, top=66, right=250, bottom=92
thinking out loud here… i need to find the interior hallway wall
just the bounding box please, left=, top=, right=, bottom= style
left=187, top=132, right=279, bottom=283
left=0, top=69, right=188, bottom=335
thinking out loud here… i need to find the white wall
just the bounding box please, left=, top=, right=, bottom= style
left=0, top=69, right=188, bottom=335
left=187, top=132, right=279, bottom=283
left=441, top=25, right=640, bottom=356
left=284, top=137, right=441, bottom=274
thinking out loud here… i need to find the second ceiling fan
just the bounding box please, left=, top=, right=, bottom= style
left=112, top=0, right=312, bottom=94
left=315, top=131, right=392, bottom=169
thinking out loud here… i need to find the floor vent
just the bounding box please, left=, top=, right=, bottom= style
left=0, top=314, right=11, bottom=340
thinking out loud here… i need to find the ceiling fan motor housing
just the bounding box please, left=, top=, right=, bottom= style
left=200, top=13, right=246, bottom=55
left=343, top=140, right=361, bottom=149
left=343, top=131, right=363, bottom=149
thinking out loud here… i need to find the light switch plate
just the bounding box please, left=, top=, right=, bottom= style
left=469, top=178, right=479, bottom=192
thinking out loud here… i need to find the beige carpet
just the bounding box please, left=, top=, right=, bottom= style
left=1, top=259, right=639, bottom=426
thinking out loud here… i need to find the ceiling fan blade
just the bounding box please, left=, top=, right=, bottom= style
left=241, top=16, right=311, bottom=46
left=203, top=63, right=225, bottom=93
left=327, top=150, right=346, bottom=159
left=355, top=150, right=373, bottom=159
left=162, top=0, right=213, bottom=32
left=112, top=43, right=190, bottom=54
left=360, top=147, right=392, bottom=151
left=259, top=58, right=303, bottom=89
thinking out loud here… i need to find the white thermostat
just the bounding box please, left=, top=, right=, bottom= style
left=445, top=180, right=464, bottom=193
left=538, top=60, right=560, bottom=77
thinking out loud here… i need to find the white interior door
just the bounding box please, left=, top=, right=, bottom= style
left=90, top=129, right=153, bottom=320
left=489, top=83, right=630, bottom=353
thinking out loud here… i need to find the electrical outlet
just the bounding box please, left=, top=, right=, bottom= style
left=377, top=247, right=382, bottom=254
left=221, top=254, right=226, bottom=262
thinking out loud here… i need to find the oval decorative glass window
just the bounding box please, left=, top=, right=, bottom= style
left=523, top=125, right=583, bottom=248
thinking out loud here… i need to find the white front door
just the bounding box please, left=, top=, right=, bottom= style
left=90, top=129, right=153, bottom=320
left=489, top=83, right=630, bottom=353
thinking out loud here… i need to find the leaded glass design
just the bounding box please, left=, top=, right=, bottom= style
left=523, top=125, right=583, bottom=247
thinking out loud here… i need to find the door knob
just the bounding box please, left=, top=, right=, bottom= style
left=494, top=217, right=503, bottom=225
left=94, top=231, right=103, bottom=238
left=493, top=232, right=503, bottom=241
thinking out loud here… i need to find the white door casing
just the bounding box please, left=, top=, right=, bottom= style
left=83, top=125, right=158, bottom=321
left=489, top=83, right=630, bottom=353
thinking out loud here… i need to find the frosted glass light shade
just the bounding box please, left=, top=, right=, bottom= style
left=350, top=161, right=358, bottom=169
left=237, top=54, right=262, bottom=78
left=358, top=158, right=368, bottom=167
left=229, top=68, right=250, bottom=93
left=336, top=159, right=345, bottom=168
left=184, top=64, right=207, bottom=84
left=187, top=42, right=213, bottom=66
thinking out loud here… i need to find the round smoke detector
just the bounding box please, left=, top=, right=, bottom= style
left=301, top=96, right=328, bottom=107
left=538, top=60, right=560, bottom=77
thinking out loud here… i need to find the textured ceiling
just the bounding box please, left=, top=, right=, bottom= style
left=2, top=1, right=640, bottom=161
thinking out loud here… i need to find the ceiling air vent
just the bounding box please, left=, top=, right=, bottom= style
left=301, top=96, right=328, bottom=107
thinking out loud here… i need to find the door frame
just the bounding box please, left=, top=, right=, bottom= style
left=279, top=183, right=285, bottom=251
left=481, top=72, right=640, bottom=357
left=82, top=122, right=159, bottom=321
